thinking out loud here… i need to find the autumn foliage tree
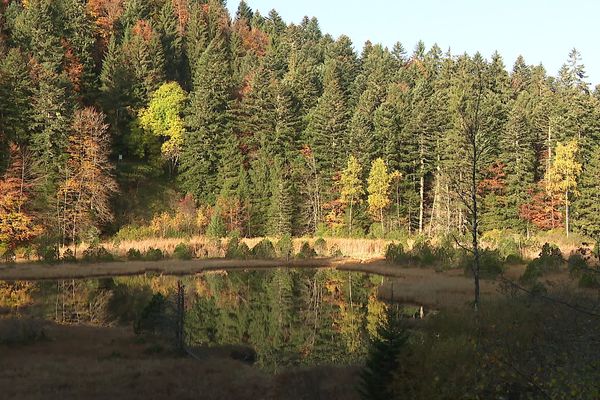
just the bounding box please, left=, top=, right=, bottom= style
left=58, top=108, right=117, bottom=247
left=367, top=158, right=391, bottom=233
left=0, top=145, right=41, bottom=259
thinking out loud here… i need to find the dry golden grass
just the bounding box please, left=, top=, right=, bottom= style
left=0, top=322, right=360, bottom=400
left=101, top=235, right=392, bottom=260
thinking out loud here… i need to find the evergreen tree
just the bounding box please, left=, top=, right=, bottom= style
left=306, top=59, right=350, bottom=187
left=359, top=306, right=408, bottom=400
left=573, top=146, right=600, bottom=238
left=181, top=37, right=233, bottom=203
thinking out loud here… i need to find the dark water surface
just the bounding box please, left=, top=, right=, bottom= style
left=3, top=269, right=411, bottom=370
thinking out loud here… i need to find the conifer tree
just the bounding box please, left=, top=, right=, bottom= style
left=306, top=59, right=350, bottom=187
left=181, top=37, right=233, bottom=203
left=573, top=145, right=600, bottom=238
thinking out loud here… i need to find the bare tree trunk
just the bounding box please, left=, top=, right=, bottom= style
left=471, top=144, right=481, bottom=312
left=565, top=190, right=569, bottom=237
left=419, top=159, right=425, bottom=234
left=348, top=197, right=354, bottom=237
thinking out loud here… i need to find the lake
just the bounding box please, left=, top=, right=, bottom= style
left=2, top=268, right=419, bottom=371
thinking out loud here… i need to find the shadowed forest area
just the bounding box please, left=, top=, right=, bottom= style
left=1, top=0, right=600, bottom=399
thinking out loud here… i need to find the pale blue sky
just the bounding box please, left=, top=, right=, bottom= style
left=227, top=0, right=599, bottom=85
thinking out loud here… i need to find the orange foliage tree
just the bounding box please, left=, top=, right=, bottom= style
left=0, top=145, right=41, bottom=258
left=58, top=107, right=117, bottom=246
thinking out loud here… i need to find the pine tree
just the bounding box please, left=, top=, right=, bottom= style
left=573, top=145, right=600, bottom=238
left=359, top=306, right=408, bottom=400
left=268, top=158, right=293, bottom=236
left=181, top=37, right=232, bottom=203
left=306, top=59, right=350, bottom=186
left=0, top=48, right=32, bottom=146
left=157, top=0, right=183, bottom=82
left=121, top=20, right=166, bottom=106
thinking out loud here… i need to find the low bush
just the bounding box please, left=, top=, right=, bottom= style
left=251, top=239, right=276, bottom=259
left=173, top=243, right=193, bottom=260
left=127, top=248, right=143, bottom=261
left=35, top=237, right=59, bottom=264
left=83, top=246, right=115, bottom=263
left=329, top=244, right=343, bottom=257
left=579, top=272, right=600, bottom=288
left=225, top=234, right=250, bottom=259
left=297, top=242, right=317, bottom=259
left=411, top=237, right=436, bottom=266
left=385, top=243, right=407, bottom=264
left=62, top=248, right=77, bottom=263
left=143, top=247, right=164, bottom=261
left=313, top=237, right=327, bottom=256
left=521, top=243, right=563, bottom=284
left=461, top=249, right=504, bottom=278
left=0, top=318, right=46, bottom=345
left=567, top=253, right=588, bottom=278
left=276, top=235, right=293, bottom=260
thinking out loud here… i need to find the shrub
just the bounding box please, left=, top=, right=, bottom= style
left=251, top=239, right=276, bottom=259
left=0, top=318, right=46, bottom=345
left=134, top=293, right=170, bottom=336
left=173, top=243, right=193, bottom=260
left=567, top=253, right=587, bottom=278
left=127, top=248, right=143, bottom=261
left=314, top=237, right=327, bottom=256
left=114, top=225, right=156, bottom=242
left=277, top=234, right=293, bottom=260
left=593, top=240, right=600, bottom=260
left=62, top=248, right=77, bottom=263
left=225, top=234, right=250, bottom=259
left=411, top=237, right=436, bottom=266
left=521, top=243, right=563, bottom=284
left=385, top=243, right=407, bottom=264
left=367, top=223, right=385, bottom=239
left=297, top=242, right=317, bottom=259
left=462, top=249, right=504, bottom=278
left=433, top=235, right=458, bottom=268
left=579, top=272, right=600, bottom=288
left=206, top=212, right=226, bottom=238
left=35, top=237, right=59, bottom=264
left=329, top=244, right=343, bottom=257
left=83, top=246, right=115, bottom=263
left=143, top=247, right=164, bottom=261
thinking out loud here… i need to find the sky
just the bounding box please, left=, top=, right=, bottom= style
left=227, top=0, right=599, bottom=85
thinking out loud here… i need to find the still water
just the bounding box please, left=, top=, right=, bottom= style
left=3, top=269, right=407, bottom=370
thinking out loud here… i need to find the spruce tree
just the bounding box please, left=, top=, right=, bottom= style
left=305, top=59, right=350, bottom=185
left=573, top=145, right=600, bottom=238
left=359, top=306, right=408, bottom=400
left=181, top=37, right=233, bottom=203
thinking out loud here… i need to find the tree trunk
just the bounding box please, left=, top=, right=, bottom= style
left=565, top=190, right=569, bottom=237
left=419, top=159, right=425, bottom=234
left=348, top=197, right=353, bottom=237
left=471, top=139, right=481, bottom=312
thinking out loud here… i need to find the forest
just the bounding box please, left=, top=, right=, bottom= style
left=1, top=0, right=600, bottom=255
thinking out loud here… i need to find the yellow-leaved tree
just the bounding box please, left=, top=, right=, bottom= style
left=545, top=140, right=582, bottom=237
left=339, top=155, right=363, bottom=236
left=139, top=82, right=186, bottom=172
left=367, top=158, right=391, bottom=233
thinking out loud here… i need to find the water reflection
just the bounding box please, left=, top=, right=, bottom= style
left=2, top=269, right=392, bottom=370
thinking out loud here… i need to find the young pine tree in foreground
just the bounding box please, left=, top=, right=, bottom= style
left=359, top=306, right=408, bottom=400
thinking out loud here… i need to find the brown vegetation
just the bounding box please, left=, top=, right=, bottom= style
left=0, top=321, right=360, bottom=400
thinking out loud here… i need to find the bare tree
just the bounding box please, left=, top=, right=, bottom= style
left=446, top=55, right=497, bottom=311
